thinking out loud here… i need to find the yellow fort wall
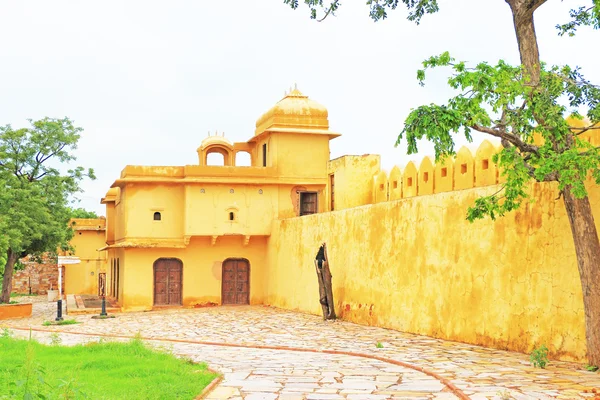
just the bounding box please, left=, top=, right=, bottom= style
left=265, top=178, right=600, bottom=362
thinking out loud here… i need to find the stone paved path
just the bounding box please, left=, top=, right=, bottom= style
left=3, top=297, right=600, bottom=399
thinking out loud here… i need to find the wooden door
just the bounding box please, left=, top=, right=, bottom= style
left=153, top=258, right=182, bottom=306
left=222, top=259, right=249, bottom=305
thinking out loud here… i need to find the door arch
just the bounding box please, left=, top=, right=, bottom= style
left=221, top=258, right=250, bottom=305
left=153, top=258, right=183, bottom=306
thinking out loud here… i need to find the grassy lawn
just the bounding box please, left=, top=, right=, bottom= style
left=0, top=333, right=217, bottom=399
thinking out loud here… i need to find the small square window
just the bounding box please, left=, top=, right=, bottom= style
left=153, top=212, right=161, bottom=221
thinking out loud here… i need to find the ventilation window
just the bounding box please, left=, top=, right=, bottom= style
left=407, top=177, right=413, bottom=187
left=262, top=143, right=267, bottom=167
left=153, top=212, right=162, bottom=221
left=379, top=184, right=385, bottom=191
left=393, top=181, right=398, bottom=189
left=460, top=163, right=468, bottom=174
left=441, top=167, right=448, bottom=177
left=229, top=212, right=235, bottom=221
left=423, top=172, right=429, bottom=183
left=482, top=159, right=489, bottom=170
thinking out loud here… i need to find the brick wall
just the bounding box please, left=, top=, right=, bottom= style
left=11, top=255, right=62, bottom=295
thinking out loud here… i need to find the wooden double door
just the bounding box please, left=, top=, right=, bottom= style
left=153, top=258, right=182, bottom=306
left=222, top=259, right=250, bottom=305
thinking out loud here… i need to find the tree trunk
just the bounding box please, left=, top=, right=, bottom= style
left=562, top=187, right=600, bottom=366
left=506, top=0, right=544, bottom=85
left=0, top=249, right=18, bottom=304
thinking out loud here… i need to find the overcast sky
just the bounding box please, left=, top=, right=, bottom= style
left=1, top=0, right=597, bottom=216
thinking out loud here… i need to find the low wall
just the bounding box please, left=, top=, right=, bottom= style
left=12, top=255, right=59, bottom=295
left=266, top=181, right=600, bottom=362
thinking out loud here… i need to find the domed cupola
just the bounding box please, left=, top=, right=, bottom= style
left=197, top=132, right=234, bottom=166
left=254, top=85, right=331, bottom=136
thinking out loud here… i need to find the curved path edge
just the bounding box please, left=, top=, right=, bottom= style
left=7, top=326, right=470, bottom=400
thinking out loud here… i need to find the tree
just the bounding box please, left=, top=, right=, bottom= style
left=69, top=207, right=99, bottom=219
left=0, top=118, right=95, bottom=304
left=284, top=0, right=600, bottom=365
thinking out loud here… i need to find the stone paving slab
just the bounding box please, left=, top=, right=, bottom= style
left=3, top=298, right=600, bottom=399
left=6, top=329, right=456, bottom=400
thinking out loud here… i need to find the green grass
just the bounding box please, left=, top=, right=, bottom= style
left=10, top=293, right=38, bottom=297
left=0, top=335, right=217, bottom=399
left=42, top=319, right=80, bottom=326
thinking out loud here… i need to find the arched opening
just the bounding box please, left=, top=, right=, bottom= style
left=153, top=212, right=162, bottom=221
left=206, top=152, right=225, bottom=166
left=235, top=151, right=252, bottom=167
left=221, top=258, right=250, bottom=305
left=153, top=258, right=183, bottom=306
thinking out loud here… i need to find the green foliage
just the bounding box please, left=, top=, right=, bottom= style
left=0, top=118, right=95, bottom=301
left=0, top=335, right=217, bottom=399
left=398, top=53, right=600, bottom=222
left=586, top=364, right=599, bottom=372
left=42, top=319, right=80, bottom=327
left=530, top=344, right=549, bottom=368
left=557, top=1, right=600, bottom=36
left=49, top=333, right=62, bottom=346
left=283, top=0, right=439, bottom=22
left=376, top=341, right=384, bottom=348
left=69, top=207, right=98, bottom=219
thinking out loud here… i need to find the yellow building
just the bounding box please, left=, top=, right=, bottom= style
left=77, top=87, right=598, bottom=362
left=62, top=218, right=108, bottom=296
left=99, top=88, right=345, bottom=311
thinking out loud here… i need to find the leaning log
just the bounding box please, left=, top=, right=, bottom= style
left=314, top=243, right=336, bottom=320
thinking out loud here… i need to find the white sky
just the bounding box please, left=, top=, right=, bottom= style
left=1, top=0, right=597, bottom=216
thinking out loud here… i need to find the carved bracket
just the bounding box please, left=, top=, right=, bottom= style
left=243, top=235, right=250, bottom=247
left=211, top=235, right=218, bottom=246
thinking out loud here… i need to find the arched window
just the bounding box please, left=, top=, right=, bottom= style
left=229, top=211, right=235, bottom=221
left=206, top=152, right=225, bottom=166
left=153, top=212, right=162, bottom=221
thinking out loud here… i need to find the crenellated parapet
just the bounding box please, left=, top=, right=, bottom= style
left=371, top=125, right=599, bottom=203
left=372, top=140, right=503, bottom=202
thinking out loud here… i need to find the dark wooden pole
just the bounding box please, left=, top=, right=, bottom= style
left=315, top=243, right=336, bottom=320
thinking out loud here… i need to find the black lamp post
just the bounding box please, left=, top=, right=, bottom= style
left=55, top=265, right=63, bottom=321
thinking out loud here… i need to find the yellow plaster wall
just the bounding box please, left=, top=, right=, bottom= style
left=185, top=184, right=275, bottom=236
left=277, top=184, right=327, bottom=219
left=374, top=171, right=388, bottom=204
left=274, top=134, right=330, bottom=178
left=417, top=157, right=434, bottom=196
left=327, top=155, right=381, bottom=211
left=65, top=221, right=108, bottom=295
left=118, top=236, right=268, bottom=311
left=388, top=166, right=402, bottom=201
left=403, top=162, right=418, bottom=198
left=266, top=180, right=600, bottom=362
left=124, top=184, right=185, bottom=240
